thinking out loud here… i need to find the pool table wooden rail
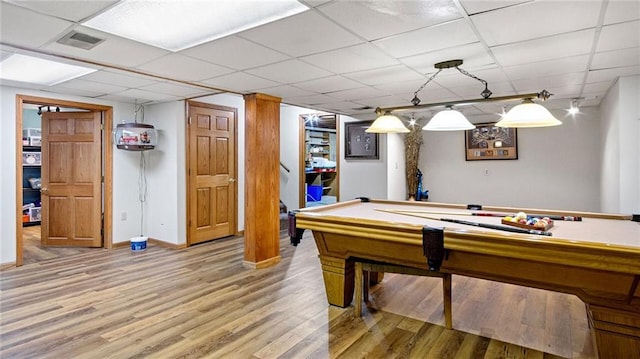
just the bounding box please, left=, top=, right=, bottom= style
left=291, top=199, right=640, bottom=359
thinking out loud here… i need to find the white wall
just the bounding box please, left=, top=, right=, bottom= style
left=600, top=75, right=640, bottom=214
left=386, top=133, right=406, bottom=201
left=420, top=107, right=602, bottom=211
left=340, top=118, right=388, bottom=201
left=141, top=101, right=185, bottom=245
left=279, top=104, right=305, bottom=210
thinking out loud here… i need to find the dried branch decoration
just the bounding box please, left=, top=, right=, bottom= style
left=404, top=120, right=423, bottom=199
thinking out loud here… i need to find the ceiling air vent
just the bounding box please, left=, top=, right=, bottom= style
left=57, top=31, right=105, bottom=50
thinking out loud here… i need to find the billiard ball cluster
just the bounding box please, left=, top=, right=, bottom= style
left=504, top=212, right=551, bottom=229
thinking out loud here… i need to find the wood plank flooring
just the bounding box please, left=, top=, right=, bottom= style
left=21, top=225, right=95, bottom=265
left=1, top=229, right=595, bottom=358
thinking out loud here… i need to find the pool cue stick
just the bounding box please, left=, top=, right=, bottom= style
left=376, top=209, right=552, bottom=236
left=381, top=208, right=581, bottom=222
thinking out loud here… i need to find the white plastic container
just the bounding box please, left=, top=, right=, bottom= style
left=130, top=236, right=148, bottom=252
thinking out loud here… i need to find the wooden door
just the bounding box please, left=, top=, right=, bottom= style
left=188, top=102, right=237, bottom=245
left=41, top=111, right=102, bottom=247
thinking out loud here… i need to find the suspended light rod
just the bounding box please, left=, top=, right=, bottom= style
left=375, top=90, right=553, bottom=116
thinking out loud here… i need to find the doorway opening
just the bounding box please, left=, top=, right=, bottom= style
left=298, top=113, right=340, bottom=208
left=15, top=95, right=114, bottom=267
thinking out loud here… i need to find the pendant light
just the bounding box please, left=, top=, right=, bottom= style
left=423, top=106, right=475, bottom=131
left=495, top=98, right=562, bottom=128
left=366, top=112, right=410, bottom=133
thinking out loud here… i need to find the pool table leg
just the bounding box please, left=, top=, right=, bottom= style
left=318, top=255, right=354, bottom=307
left=587, top=304, right=640, bottom=358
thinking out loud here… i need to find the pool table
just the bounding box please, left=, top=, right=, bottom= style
left=289, top=198, right=640, bottom=359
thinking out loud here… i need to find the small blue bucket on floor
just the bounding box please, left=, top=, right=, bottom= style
left=130, top=236, right=147, bottom=252
left=307, top=185, right=322, bottom=202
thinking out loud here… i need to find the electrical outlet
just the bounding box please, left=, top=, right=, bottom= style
left=121, top=212, right=127, bottom=221
left=484, top=169, right=489, bottom=176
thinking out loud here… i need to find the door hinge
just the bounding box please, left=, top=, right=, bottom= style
left=188, top=116, right=192, bottom=125
left=100, top=123, right=104, bottom=131
left=101, top=175, right=104, bottom=183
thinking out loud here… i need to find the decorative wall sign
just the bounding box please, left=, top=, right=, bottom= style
left=465, top=123, right=518, bottom=161
left=345, top=121, right=379, bottom=159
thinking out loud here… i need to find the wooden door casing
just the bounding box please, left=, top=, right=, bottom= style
left=41, top=111, right=102, bottom=247
left=187, top=102, right=237, bottom=245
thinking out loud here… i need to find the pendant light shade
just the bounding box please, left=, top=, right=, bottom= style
left=366, top=113, right=410, bottom=133
left=495, top=99, right=562, bottom=128
left=423, top=107, right=475, bottom=131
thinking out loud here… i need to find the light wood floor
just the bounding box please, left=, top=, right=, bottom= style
left=21, top=225, right=95, bottom=265
left=1, top=229, right=595, bottom=358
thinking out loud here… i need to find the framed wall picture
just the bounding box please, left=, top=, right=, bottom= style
left=345, top=121, right=379, bottom=159
left=465, top=123, right=518, bottom=161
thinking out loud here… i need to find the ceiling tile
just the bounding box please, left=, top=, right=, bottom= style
left=491, top=29, right=595, bottom=67
left=55, top=78, right=127, bottom=94
left=586, top=65, right=640, bottom=83
left=401, top=42, right=494, bottom=74
left=238, top=11, right=362, bottom=57
left=138, top=82, right=212, bottom=98
left=318, top=0, right=462, bottom=41
left=246, top=59, right=332, bottom=83
left=325, top=86, right=388, bottom=102
left=5, top=0, right=117, bottom=22
left=114, top=88, right=181, bottom=103
left=502, top=55, right=590, bottom=80
left=256, top=85, right=315, bottom=99
left=43, top=25, right=170, bottom=68
left=343, top=65, right=425, bottom=86
left=200, top=72, right=281, bottom=92
left=459, top=0, right=528, bottom=15
left=470, top=1, right=601, bottom=46
left=286, top=93, right=335, bottom=106
left=0, top=2, right=74, bottom=47
left=293, top=75, right=364, bottom=93
left=181, top=36, right=290, bottom=70
left=373, top=78, right=445, bottom=97
left=135, top=53, right=234, bottom=82
left=373, top=19, right=478, bottom=58
left=429, top=66, right=507, bottom=88
left=78, top=69, right=159, bottom=88
left=511, top=72, right=585, bottom=93
left=592, top=47, right=640, bottom=69
left=44, top=86, right=107, bottom=98
left=301, top=43, right=399, bottom=74
left=596, top=21, right=640, bottom=53
left=582, top=80, right=615, bottom=95
left=604, top=0, right=640, bottom=25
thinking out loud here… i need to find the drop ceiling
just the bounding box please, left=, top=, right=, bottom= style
left=1, top=0, right=638, bottom=121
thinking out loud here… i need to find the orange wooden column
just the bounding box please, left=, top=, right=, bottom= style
left=243, top=93, right=281, bottom=268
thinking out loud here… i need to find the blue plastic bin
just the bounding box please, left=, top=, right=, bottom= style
left=307, top=185, right=323, bottom=202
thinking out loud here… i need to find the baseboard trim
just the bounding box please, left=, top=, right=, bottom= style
left=242, top=256, right=281, bottom=269
left=149, top=238, right=187, bottom=250
left=114, top=238, right=186, bottom=250
left=0, top=262, right=17, bottom=270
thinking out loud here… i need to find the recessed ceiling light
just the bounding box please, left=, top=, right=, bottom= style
left=0, top=54, right=96, bottom=85
left=83, top=0, right=309, bottom=52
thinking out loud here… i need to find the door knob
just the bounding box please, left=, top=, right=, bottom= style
left=228, top=178, right=236, bottom=183
left=40, top=187, right=49, bottom=195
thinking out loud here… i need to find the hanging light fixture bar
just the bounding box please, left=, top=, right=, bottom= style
left=376, top=90, right=552, bottom=115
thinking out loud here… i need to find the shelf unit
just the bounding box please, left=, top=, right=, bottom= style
left=22, top=146, right=41, bottom=226
left=305, top=127, right=337, bottom=202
